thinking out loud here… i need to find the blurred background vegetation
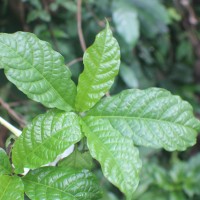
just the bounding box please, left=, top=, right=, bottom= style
left=0, top=0, right=200, bottom=199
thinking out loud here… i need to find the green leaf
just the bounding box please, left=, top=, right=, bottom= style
left=58, top=1, right=77, bottom=12
left=75, top=22, right=120, bottom=112
left=23, top=166, right=102, bottom=200
left=86, top=88, right=200, bottom=151
left=82, top=118, right=142, bottom=199
left=0, top=175, right=24, bottom=200
left=27, top=10, right=40, bottom=23
left=144, top=162, right=172, bottom=191
left=0, top=148, right=12, bottom=175
left=183, top=153, right=200, bottom=197
left=58, top=149, right=94, bottom=170
left=12, top=110, right=83, bottom=173
left=131, top=0, right=169, bottom=38
left=38, top=10, right=51, bottom=22
left=133, top=190, right=170, bottom=200
left=120, top=63, right=139, bottom=88
left=112, top=1, right=139, bottom=47
left=0, top=32, right=76, bottom=111
left=120, top=61, right=155, bottom=89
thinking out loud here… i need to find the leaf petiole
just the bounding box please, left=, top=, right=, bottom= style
left=0, top=116, right=22, bottom=137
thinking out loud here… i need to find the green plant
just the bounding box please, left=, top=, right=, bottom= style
left=132, top=152, right=200, bottom=200
left=0, top=22, right=199, bottom=200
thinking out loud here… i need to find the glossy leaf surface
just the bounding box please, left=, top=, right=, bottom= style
left=0, top=175, right=24, bottom=200
left=58, top=149, right=94, bottom=170
left=82, top=118, right=142, bottom=199
left=12, top=110, right=83, bottom=173
left=0, top=32, right=76, bottom=111
left=0, top=148, right=12, bottom=175
left=23, top=167, right=102, bottom=200
left=75, top=23, right=120, bottom=112
left=86, top=88, right=200, bottom=151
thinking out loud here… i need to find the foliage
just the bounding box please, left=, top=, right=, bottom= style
left=0, top=20, right=200, bottom=199
left=0, top=0, right=200, bottom=199
left=133, top=153, right=200, bottom=200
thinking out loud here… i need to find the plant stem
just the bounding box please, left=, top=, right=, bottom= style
left=0, top=98, right=26, bottom=127
left=0, top=116, right=22, bottom=137
left=66, top=57, right=83, bottom=67
left=77, top=0, right=86, bottom=52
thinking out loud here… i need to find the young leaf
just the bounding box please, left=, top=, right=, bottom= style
left=0, top=175, right=24, bottom=200
left=12, top=110, right=83, bottom=173
left=75, top=22, right=120, bottom=112
left=0, top=148, right=12, bottom=175
left=58, top=149, right=94, bottom=170
left=86, top=88, right=200, bottom=151
left=23, top=166, right=102, bottom=200
left=0, top=32, right=76, bottom=111
left=82, top=118, right=142, bottom=199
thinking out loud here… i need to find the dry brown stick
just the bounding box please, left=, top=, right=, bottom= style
left=66, top=57, right=83, bottom=67
left=0, top=98, right=26, bottom=127
left=77, top=0, right=86, bottom=52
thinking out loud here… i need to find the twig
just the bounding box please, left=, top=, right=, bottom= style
left=9, top=100, right=30, bottom=107
left=77, top=0, right=86, bottom=52
left=0, top=98, right=26, bottom=127
left=180, top=0, right=198, bottom=25
left=66, top=57, right=83, bottom=67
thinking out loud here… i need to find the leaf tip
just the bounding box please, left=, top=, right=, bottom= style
left=105, top=18, right=110, bottom=29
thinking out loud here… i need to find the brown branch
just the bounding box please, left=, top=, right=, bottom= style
left=174, top=1, right=200, bottom=54
left=9, top=100, right=30, bottom=107
left=77, top=0, right=86, bottom=52
left=180, top=0, right=198, bottom=25
left=0, top=98, right=26, bottom=127
left=174, top=0, right=200, bottom=81
left=66, top=57, right=83, bottom=67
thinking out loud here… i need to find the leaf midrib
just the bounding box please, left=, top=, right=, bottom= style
left=23, top=178, right=76, bottom=199
left=86, top=124, right=130, bottom=191
left=85, top=115, right=195, bottom=130
left=0, top=165, right=11, bottom=175
left=0, top=176, right=12, bottom=200
left=17, top=122, right=81, bottom=168
left=78, top=28, right=110, bottom=104
left=0, top=38, right=72, bottom=110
